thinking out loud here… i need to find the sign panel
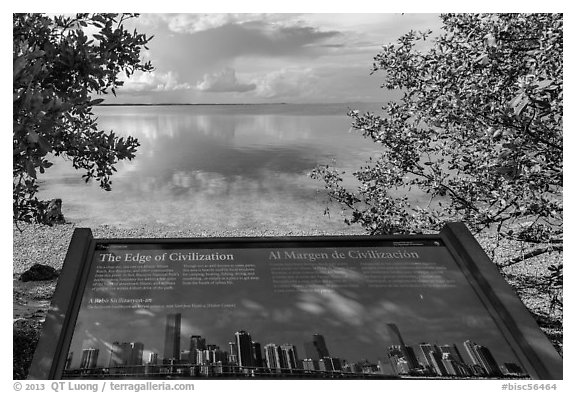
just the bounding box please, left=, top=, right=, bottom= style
left=28, top=223, right=562, bottom=380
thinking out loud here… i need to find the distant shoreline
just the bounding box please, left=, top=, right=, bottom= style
left=98, top=102, right=383, bottom=107
left=99, top=103, right=289, bottom=106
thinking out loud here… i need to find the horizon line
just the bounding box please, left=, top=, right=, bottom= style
left=98, top=101, right=384, bottom=107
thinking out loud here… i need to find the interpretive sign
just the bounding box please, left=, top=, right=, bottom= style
left=28, top=223, right=562, bottom=380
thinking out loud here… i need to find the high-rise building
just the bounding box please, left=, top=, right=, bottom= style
left=387, top=323, right=409, bottom=347
left=304, top=334, right=330, bottom=360
left=450, top=360, right=471, bottom=377
left=163, top=313, right=181, bottom=362
left=418, top=343, right=441, bottom=369
left=429, top=350, right=448, bottom=376
left=109, top=342, right=131, bottom=368
left=129, top=342, right=144, bottom=365
left=440, top=344, right=465, bottom=364
left=213, top=347, right=227, bottom=364
left=474, top=345, right=502, bottom=377
left=313, top=334, right=330, bottom=357
left=189, top=335, right=206, bottom=365
left=235, top=330, right=254, bottom=368
left=469, top=364, right=488, bottom=376
left=318, top=357, right=333, bottom=372
left=180, top=350, right=190, bottom=362
left=464, top=340, right=482, bottom=365
left=198, top=345, right=226, bottom=365
left=395, top=358, right=411, bottom=375
left=404, top=346, right=418, bottom=370
left=148, top=353, right=158, bottom=365
left=197, top=350, right=208, bottom=365
left=228, top=341, right=238, bottom=364
left=464, top=340, right=502, bottom=376
left=279, top=344, right=299, bottom=371
left=304, top=342, right=318, bottom=360
left=357, top=360, right=378, bottom=374
left=317, top=356, right=342, bottom=373
left=80, top=348, right=99, bottom=369
left=264, top=343, right=281, bottom=372
left=252, top=342, right=264, bottom=368
left=302, top=359, right=319, bottom=372
left=109, top=342, right=144, bottom=370
left=442, top=357, right=458, bottom=376
left=386, top=324, right=418, bottom=370
left=387, top=346, right=404, bottom=375
left=65, top=352, right=73, bottom=370
left=378, top=359, right=396, bottom=375
left=502, top=362, right=524, bottom=376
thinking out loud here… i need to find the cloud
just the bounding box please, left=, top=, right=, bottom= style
left=166, top=14, right=265, bottom=34
left=140, top=14, right=342, bottom=65
left=253, top=68, right=319, bottom=99
left=196, top=68, right=256, bottom=93
left=145, top=14, right=301, bottom=35
left=119, top=71, right=192, bottom=93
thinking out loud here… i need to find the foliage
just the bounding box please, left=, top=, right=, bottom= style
left=311, top=14, right=562, bottom=265
left=13, top=13, right=153, bottom=224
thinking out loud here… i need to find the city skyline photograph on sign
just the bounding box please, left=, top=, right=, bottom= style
left=63, top=242, right=529, bottom=379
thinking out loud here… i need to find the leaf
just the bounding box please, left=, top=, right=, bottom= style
left=13, top=55, right=27, bottom=80
left=90, top=98, right=105, bottom=106
left=509, top=93, right=529, bottom=116
left=26, top=161, right=37, bottom=179
left=484, top=33, right=497, bottom=47
left=27, top=130, right=39, bottom=144
left=474, top=53, right=489, bottom=66
left=37, top=135, right=52, bottom=153
left=536, top=79, right=553, bottom=90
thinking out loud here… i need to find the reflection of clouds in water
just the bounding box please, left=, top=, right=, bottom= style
left=99, top=114, right=181, bottom=141
left=102, top=111, right=315, bottom=147
left=193, top=115, right=238, bottom=140
left=40, top=106, right=377, bottom=228
left=234, top=115, right=313, bottom=145
left=171, top=170, right=228, bottom=195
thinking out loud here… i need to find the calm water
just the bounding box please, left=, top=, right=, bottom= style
left=37, top=103, right=388, bottom=232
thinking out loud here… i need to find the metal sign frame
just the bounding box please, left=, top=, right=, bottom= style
left=27, top=223, right=562, bottom=380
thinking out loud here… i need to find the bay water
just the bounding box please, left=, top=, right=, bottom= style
left=37, top=103, right=387, bottom=232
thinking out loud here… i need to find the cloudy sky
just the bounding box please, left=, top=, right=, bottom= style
left=109, top=13, right=443, bottom=104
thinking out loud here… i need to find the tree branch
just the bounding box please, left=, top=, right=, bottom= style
left=498, top=244, right=563, bottom=268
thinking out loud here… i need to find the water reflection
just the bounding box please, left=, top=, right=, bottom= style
left=37, top=105, right=379, bottom=229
